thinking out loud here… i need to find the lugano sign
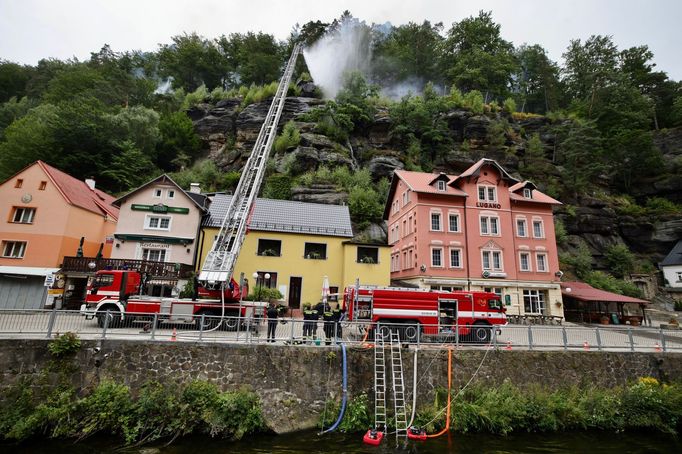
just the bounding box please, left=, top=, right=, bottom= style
left=476, top=201, right=502, bottom=209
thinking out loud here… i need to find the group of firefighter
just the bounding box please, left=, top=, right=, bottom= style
left=300, top=301, right=344, bottom=345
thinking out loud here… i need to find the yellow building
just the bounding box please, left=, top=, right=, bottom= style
left=197, top=196, right=390, bottom=310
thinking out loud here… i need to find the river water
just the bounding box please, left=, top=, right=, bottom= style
left=9, top=431, right=681, bottom=453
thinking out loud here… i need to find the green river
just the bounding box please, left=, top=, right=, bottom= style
left=7, top=431, right=681, bottom=453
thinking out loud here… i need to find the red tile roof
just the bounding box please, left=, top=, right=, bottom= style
left=39, top=161, right=119, bottom=220
left=560, top=281, right=648, bottom=304
left=509, top=181, right=561, bottom=205
left=394, top=170, right=468, bottom=197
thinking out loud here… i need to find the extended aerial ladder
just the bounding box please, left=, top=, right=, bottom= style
left=199, top=44, right=302, bottom=285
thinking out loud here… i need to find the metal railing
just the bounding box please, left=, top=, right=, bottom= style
left=1, top=309, right=681, bottom=352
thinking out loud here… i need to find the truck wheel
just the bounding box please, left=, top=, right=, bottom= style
left=470, top=323, right=491, bottom=343
left=402, top=324, right=420, bottom=343
left=97, top=309, right=122, bottom=328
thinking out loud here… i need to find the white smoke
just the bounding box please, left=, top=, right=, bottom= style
left=303, top=19, right=439, bottom=101
left=154, top=77, right=174, bottom=95
left=303, top=18, right=373, bottom=99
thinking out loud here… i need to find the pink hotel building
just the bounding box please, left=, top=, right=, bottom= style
left=385, top=159, right=564, bottom=318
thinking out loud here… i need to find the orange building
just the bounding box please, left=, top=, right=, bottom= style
left=386, top=159, right=565, bottom=319
left=0, top=161, right=118, bottom=309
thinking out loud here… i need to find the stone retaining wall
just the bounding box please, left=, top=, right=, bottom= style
left=1, top=339, right=680, bottom=434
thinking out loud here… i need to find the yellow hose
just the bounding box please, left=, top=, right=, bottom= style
left=426, top=348, right=452, bottom=438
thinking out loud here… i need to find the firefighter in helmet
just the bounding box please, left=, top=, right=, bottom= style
left=321, top=302, right=334, bottom=345
left=332, top=302, right=344, bottom=342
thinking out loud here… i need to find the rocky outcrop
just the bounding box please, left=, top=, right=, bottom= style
left=367, top=155, right=403, bottom=180
left=290, top=184, right=348, bottom=205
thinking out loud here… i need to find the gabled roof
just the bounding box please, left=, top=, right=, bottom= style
left=204, top=195, right=353, bottom=237
left=450, top=158, right=519, bottom=185
left=509, top=180, right=561, bottom=205
left=113, top=174, right=208, bottom=211
left=383, top=169, right=468, bottom=219
left=34, top=161, right=119, bottom=220
left=560, top=281, right=648, bottom=304
left=661, top=240, right=682, bottom=267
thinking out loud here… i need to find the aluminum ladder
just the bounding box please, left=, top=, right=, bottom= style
left=374, top=331, right=387, bottom=432
left=199, top=44, right=302, bottom=284
left=390, top=330, right=408, bottom=440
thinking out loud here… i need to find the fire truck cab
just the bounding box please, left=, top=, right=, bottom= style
left=343, top=286, right=507, bottom=343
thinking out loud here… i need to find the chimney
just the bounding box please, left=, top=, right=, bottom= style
left=189, top=183, right=201, bottom=194
left=85, top=178, right=96, bottom=190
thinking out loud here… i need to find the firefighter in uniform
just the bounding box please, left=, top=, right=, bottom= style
left=332, top=303, right=344, bottom=342
left=322, top=303, right=334, bottom=345
left=303, top=303, right=317, bottom=343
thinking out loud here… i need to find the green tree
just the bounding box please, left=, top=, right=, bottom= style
left=156, top=111, right=201, bottom=170
left=553, top=119, right=604, bottom=199
left=170, top=160, right=241, bottom=193
left=158, top=33, right=230, bottom=91
left=0, top=96, right=36, bottom=139
left=442, top=11, right=518, bottom=99
left=217, top=32, right=284, bottom=87
left=0, top=60, right=31, bottom=102
left=372, top=21, right=444, bottom=85
left=514, top=44, right=562, bottom=113
left=604, top=244, right=635, bottom=279
left=562, top=35, right=618, bottom=114
left=101, top=141, right=160, bottom=193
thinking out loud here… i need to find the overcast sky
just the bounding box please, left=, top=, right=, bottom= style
left=1, top=0, right=680, bottom=80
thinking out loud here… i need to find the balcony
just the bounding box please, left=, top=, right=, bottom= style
left=61, top=256, right=194, bottom=279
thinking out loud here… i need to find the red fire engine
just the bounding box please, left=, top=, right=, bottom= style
left=80, top=270, right=263, bottom=330
left=343, top=286, right=507, bottom=343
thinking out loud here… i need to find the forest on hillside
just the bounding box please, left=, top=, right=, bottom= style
left=0, top=10, right=680, bottom=193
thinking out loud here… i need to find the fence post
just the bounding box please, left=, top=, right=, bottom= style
left=492, top=326, right=498, bottom=350
left=595, top=327, right=602, bottom=351
left=455, top=323, right=459, bottom=349
left=528, top=325, right=533, bottom=351
left=562, top=326, right=568, bottom=351
left=45, top=308, right=57, bottom=339
left=290, top=317, right=295, bottom=344
left=628, top=327, right=635, bottom=352
left=246, top=316, right=252, bottom=344
left=198, top=314, right=205, bottom=341
left=660, top=327, right=667, bottom=352
left=150, top=313, right=158, bottom=340
left=101, top=311, right=111, bottom=340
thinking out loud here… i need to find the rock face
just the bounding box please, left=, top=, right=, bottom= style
left=189, top=92, right=682, bottom=270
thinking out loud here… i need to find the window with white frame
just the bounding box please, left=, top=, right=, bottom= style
left=449, top=248, right=462, bottom=268
left=431, top=212, right=442, bottom=231
left=478, top=185, right=497, bottom=202
left=523, top=188, right=532, bottom=198
left=516, top=218, right=527, bottom=237
left=142, top=248, right=166, bottom=262
left=431, top=247, right=443, bottom=267
left=482, top=250, right=502, bottom=271
left=484, top=287, right=503, bottom=298
left=2, top=241, right=26, bottom=258
left=153, top=188, right=162, bottom=198
left=408, top=215, right=412, bottom=234
left=519, top=252, right=531, bottom=271
left=533, top=220, right=544, bottom=238
left=523, top=289, right=545, bottom=314
left=145, top=215, right=171, bottom=230
left=167, top=189, right=175, bottom=199
left=536, top=253, right=548, bottom=272
left=11, top=207, right=35, bottom=224
left=448, top=214, right=460, bottom=232
left=480, top=215, right=499, bottom=235
left=437, top=180, right=446, bottom=191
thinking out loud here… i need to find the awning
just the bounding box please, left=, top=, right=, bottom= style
left=561, top=281, right=648, bottom=304
left=0, top=266, right=60, bottom=277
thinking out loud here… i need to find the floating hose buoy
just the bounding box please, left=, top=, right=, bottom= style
left=426, top=348, right=452, bottom=438
left=321, top=343, right=348, bottom=434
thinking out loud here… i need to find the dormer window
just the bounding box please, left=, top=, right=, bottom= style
left=523, top=188, right=532, bottom=199
left=437, top=180, right=446, bottom=191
